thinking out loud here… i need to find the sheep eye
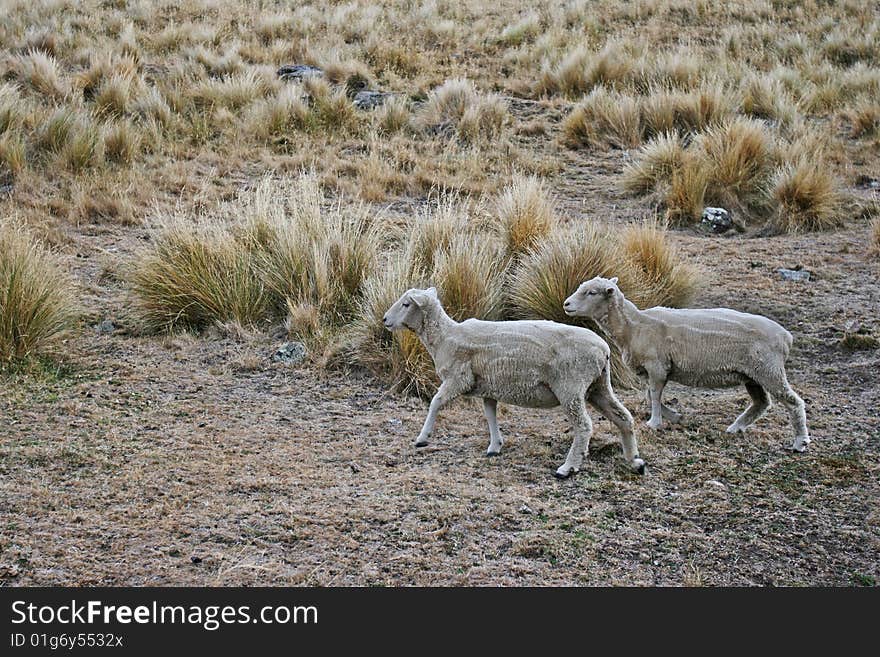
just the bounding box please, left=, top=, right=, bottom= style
left=587, top=290, right=596, bottom=296
left=402, top=302, right=410, bottom=308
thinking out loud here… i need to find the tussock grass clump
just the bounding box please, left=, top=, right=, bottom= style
left=640, top=86, right=735, bottom=139
left=0, top=84, right=27, bottom=135
left=0, top=133, right=27, bottom=175
left=59, top=119, right=102, bottom=171
left=413, top=78, right=508, bottom=142
left=619, top=220, right=701, bottom=307
left=508, top=224, right=639, bottom=323
left=846, top=101, right=880, bottom=138
left=694, top=117, right=775, bottom=216
left=12, top=49, right=68, bottom=100
left=621, top=132, right=685, bottom=195
left=492, top=175, right=558, bottom=257
left=190, top=70, right=273, bottom=111
left=405, top=195, right=474, bottom=273
left=740, top=74, right=799, bottom=126
left=130, top=174, right=380, bottom=339
left=562, top=87, right=641, bottom=149
left=35, top=108, right=77, bottom=154
left=130, top=219, right=270, bottom=332
left=664, top=152, right=709, bottom=226
left=247, top=85, right=312, bottom=140
left=102, top=120, right=141, bottom=164
left=93, top=73, right=141, bottom=118
left=507, top=224, right=642, bottom=386
left=870, top=217, right=880, bottom=257
left=769, top=158, right=845, bottom=233
left=537, top=43, right=635, bottom=97
left=432, top=233, right=507, bottom=321
left=375, top=96, right=410, bottom=134
left=0, top=222, right=75, bottom=362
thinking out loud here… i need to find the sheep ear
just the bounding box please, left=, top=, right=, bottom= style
left=426, top=286, right=437, bottom=297
left=610, top=277, right=618, bottom=285
left=410, top=290, right=433, bottom=308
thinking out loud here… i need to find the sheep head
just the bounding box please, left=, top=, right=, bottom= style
left=563, top=276, right=620, bottom=320
left=383, top=287, right=439, bottom=333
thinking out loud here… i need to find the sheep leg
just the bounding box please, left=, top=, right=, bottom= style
left=554, top=395, right=593, bottom=479
left=646, top=372, right=668, bottom=431
left=483, top=398, right=504, bottom=456
left=415, top=379, right=465, bottom=447
left=589, top=366, right=646, bottom=474
left=726, top=380, right=771, bottom=434
left=644, top=388, right=682, bottom=423
left=760, top=374, right=810, bottom=451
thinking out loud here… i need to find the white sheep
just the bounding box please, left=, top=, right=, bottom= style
left=563, top=277, right=810, bottom=451
left=383, top=287, right=646, bottom=477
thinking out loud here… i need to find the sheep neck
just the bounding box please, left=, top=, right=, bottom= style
left=416, top=303, right=457, bottom=359
left=603, top=295, right=642, bottom=344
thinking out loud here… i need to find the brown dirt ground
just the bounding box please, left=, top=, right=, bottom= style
left=2, top=101, right=879, bottom=587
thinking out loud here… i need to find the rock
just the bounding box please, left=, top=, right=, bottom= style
left=95, top=319, right=115, bottom=334
left=276, top=64, right=324, bottom=82
left=700, top=206, right=733, bottom=234
left=272, top=341, right=307, bottom=364
left=518, top=504, right=534, bottom=515
left=353, top=90, right=392, bottom=110
left=705, top=479, right=727, bottom=490
left=778, top=267, right=811, bottom=282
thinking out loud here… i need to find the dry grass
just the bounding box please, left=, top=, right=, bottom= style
left=870, top=217, right=880, bottom=257
left=412, top=78, right=508, bottom=143
left=130, top=174, right=380, bottom=342
left=664, top=153, right=710, bottom=226
left=0, top=221, right=75, bottom=362
left=695, top=117, right=775, bottom=217
left=769, top=158, right=845, bottom=233
left=562, top=87, right=641, bottom=149
left=619, top=220, right=701, bottom=307
left=129, top=218, right=271, bottom=333
left=621, top=132, right=685, bottom=195
left=492, top=175, right=558, bottom=257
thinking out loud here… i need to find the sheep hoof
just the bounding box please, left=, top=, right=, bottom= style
left=632, top=458, right=647, bottom=475
left=791, top=436, right=811, bottom=452
left=414, top=438, right=429, bottom=447
left=554, top=465, right=577, bottom=479
left=725, top=423, right=745, bottom=434
left=646, top=418, right=662, bottom=431
left=486, top=449, right=501, bottom=457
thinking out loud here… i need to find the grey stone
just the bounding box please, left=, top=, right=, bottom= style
left=276, top=64, right=324, bottom=82
left=700, top=206, right=733, bottom=233
left=273, top=341, right=307, bottom=364
left=778, top=268, right=811, bottom=282
left=95, top=319, right=115, bottom=334
left=353, top=90, right=392, bottom=111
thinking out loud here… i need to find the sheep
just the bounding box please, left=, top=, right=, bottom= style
left=563, top=277, right=810, bottom=451
left=383, top=286, right=646, bottom=477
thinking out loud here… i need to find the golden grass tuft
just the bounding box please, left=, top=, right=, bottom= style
left=621, top=132, right=685, bottom=195
left=561, top=87, right=641, bottom=149
left=405, top=195, right=473, bottom=273
left=432, top=233, right=507, bottom=321
left=870, top=217, right=880, bottom=257
left=619, top=220, right=701, bottom=307
left=12, top=49, right=68, bottom=100
left=102, top=120, right=141, bottom=164
left=0, top=221, right=75, bottom=362
left=846, top=101, right=880, bottom=138
left=664, top=152, right=709, bottom=226
left=769, top=158, right=845, bottom=233
left=0, top=133, right=27, bottom=175
left=130, top=218, right=271, bottom=332
left=492, top=175, right=558, bottom=257
left=693, top=116, right=775, bottom=215
left=413, top=78, right=508, bottom=143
